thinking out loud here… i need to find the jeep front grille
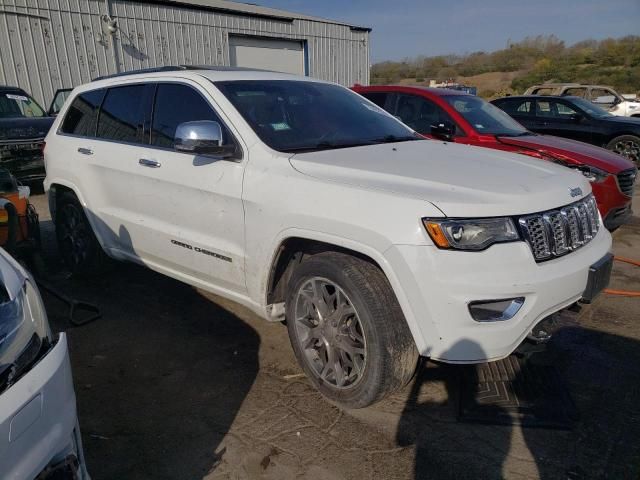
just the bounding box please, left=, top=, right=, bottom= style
left=519, top=195, right=600, bottom=262
left=616, top=168, right=637, bottom=197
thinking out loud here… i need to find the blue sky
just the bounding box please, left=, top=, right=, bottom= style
left=255, top=0, right=640, bottom=62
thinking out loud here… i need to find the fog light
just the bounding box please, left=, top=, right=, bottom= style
left=468, top=297, right=524, bottom=322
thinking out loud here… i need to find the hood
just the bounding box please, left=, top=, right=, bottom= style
left=0, top=117, right=54, bottom=142
left=496, top=134, right=635, bottom=173
left=289, top=140, right=591, bottom=218
left=601, top=115, right=640, bottom=127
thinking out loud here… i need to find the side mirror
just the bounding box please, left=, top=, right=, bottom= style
left=570, top=113, right=584, bottom=123
left=430, top=121, right=455, bottom=141
left=174, top=120, right=236, bottom=158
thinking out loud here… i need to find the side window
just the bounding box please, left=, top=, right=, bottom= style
left=535, top=100, right=553, bottom=117
left=97, top=85, right=147, bottom=143
left=49, top=88, right=73, bottom=116
left=60, top=89, right=105, bottom=136
left=394, top=94, right=458, bottom=135
left=151, top=83, right=224, bottom=149
left=590, top=88, right=611, bottom=101
left=360, top=92, right=389, bottom=110
left=515, top=101, right=533, bottom=114
left=536, top=100, right=577, bottom=119
left=590, top=88, right=616, bottom=107
left=554, top=101, right=577, bottom=117
left=533, top=88, right=554, bottom=96
left=564, top=88, right=587, bottom=98
left=497, top=99, right=532, bottom=116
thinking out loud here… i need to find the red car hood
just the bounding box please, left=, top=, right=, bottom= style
left=496, top=134, right=635, bottom=173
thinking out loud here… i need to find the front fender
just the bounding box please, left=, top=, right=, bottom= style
left=260, top=227, right=438, bottom=355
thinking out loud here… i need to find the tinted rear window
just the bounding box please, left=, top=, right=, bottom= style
left=60, top=89, right=105, bottom=136
left=493, top=98, right=533, bottom=116
left=97, top=85, right=146, bottom=143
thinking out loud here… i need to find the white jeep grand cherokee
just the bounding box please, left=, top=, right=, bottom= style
left=44, top=67, right=612, bottom=408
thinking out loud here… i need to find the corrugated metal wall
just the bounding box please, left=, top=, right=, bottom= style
left=0, top=0, right=370, bottom=105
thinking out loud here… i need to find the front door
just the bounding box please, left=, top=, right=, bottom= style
left=533, top=98, right=593, bottom=143
left=130, top=80, right=247, bottom=293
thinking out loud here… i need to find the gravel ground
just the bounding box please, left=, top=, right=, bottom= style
left=28, top=188, right=640, bottom=480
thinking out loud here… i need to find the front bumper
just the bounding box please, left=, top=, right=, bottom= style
left=385, top=226, right=612, bottom=363
left=0, top=140, right=46, bottom=183
left=592, top=176, right=633, bottom=230
left=0, top=334, right=89, bottom=479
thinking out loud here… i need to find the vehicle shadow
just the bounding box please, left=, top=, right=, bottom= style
left=396, top=326, right=640, bottom=479
left=37, top=217, right=260, bottom=480
left=396, top=340, right=511, bottom=479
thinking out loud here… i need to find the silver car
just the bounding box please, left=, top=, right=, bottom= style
left=0, top=248, right=89, bottom=479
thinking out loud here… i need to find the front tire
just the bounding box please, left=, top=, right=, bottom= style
left=606, top=134, right=640, bottom=167
left=285, top=252, right=419, bottom=408
left=55, top=192, right=109, bottom=275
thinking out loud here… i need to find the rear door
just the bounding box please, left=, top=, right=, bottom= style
left=81, top=83, right=155, bottom=257
left=493, top=98, right=536, bottom=130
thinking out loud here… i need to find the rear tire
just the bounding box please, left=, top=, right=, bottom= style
left=285, top=251, right=419, bottom=408
left=606, top=135, right=640, bottom=167
left=55, top=192, right=110, bottom=276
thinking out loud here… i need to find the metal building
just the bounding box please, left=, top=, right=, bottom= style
left=0, top=0, right=371, bottom=106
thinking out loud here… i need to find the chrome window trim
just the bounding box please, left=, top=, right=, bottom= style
left=55, top=80, right=245, bottom=161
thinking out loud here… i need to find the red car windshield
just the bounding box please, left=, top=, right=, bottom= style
left=442, top=95, right=529, bottom=137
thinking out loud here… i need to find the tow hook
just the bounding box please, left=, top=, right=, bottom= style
left=527, top=315, right=557, bottom=344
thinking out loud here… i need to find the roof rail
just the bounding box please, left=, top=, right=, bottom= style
left=92, top=66, right=187, bottom=81
left=92, top=65, right=274, bottom=82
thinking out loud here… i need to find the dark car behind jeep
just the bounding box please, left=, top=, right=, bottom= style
left=0, top=86, right=54, bottom=184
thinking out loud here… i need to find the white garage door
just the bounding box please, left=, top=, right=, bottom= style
left=229, top=36, right=306, bottom=75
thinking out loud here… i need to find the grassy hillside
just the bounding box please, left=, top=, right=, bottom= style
left=371, top=35, right=640, bottom=98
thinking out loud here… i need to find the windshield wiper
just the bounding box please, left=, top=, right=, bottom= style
left=371, top=134, right=421, bottom=144
left=496, top=132, right=534, bottom=137
left=283, top=141, right=376, bottom=153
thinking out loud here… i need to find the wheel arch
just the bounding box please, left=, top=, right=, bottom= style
left=606, top=131, right=640, bottom=143
left=264, top=232, right=435, bottom=354
left=47, top=180, right=109, bottom=251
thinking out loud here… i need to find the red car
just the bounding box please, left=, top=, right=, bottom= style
left=353, top=85, right=637, bottom=230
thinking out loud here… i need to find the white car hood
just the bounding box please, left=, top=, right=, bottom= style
left=289, top=140, right=591, bottom=218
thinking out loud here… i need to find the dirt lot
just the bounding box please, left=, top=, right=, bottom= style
left=29, top=189, right=640, bottom=480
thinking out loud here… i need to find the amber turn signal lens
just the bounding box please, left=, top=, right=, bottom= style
left=423, top=221, right=450, bottom=248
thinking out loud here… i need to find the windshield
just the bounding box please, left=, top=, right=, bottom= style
left=442, top=95, right=529, bottom=136
left=0, top=91, right=46, bottom=118
left=215, top=80, right=420, bottom=153
left=567, top=97, right=613, bottom=118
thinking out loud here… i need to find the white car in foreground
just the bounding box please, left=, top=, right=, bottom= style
left=44, top=67, right=612, bottom=408
left=0, top=249, right=89, bottom=478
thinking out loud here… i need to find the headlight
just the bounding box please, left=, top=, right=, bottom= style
left=0, top=279, right=52, bottom=392
left=422, top=217, right=520, bottom=250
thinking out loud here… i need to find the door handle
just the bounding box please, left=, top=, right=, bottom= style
left=139, top=158, right=161, bottom=168
left=77, top=147, right=93, bottom=155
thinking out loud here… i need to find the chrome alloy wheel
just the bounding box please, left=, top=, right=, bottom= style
left=613, top=138, right=640, bottom=166
left=293, top=277, right=366, bottom=389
